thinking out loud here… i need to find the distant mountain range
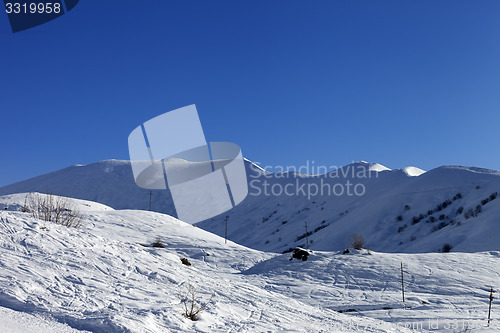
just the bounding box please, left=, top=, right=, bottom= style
left=2, top=159, right=500, bottom=253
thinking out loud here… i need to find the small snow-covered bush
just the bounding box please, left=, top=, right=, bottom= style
left=152, top=237, right=165, bottom=248
left=23, top=193, right=83, bottom=228
left=350, top=233, right=366, bottom=250
left=178, top=284, right=212, bottom=321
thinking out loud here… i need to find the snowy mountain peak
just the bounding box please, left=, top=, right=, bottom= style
left=367, top=162, right=391, bottom=172
left=340, top=161, right=391, bottom=174
left=400, top=166, right=426, bottom=177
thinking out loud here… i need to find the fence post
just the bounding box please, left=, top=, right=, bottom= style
left=401, top=262, right=405, bottom=303
left=225, top=216, right=228, bottom=244
left=305, top=222, right=309, bottom=249
left=149, top=190, right=152, bottom=211
left=488, top=287, right=495, bottom=327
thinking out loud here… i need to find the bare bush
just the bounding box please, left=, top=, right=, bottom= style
left=350, top=233, right=366, bottom=250
left=151, top=237, right=165, bottom=248
left=178, top=284, right=213, bottom=321
left=442, top=243, right=452, bottom=253
left=23, top=193, right=83, bottom=228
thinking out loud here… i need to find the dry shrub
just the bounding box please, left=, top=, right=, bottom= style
left=178, top=284, right=213, bottom=321
left=350, top=233, right=366, bottom=250
left=23, top=193, right=83, bottom=228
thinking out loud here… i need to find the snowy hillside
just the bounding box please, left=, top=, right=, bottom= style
left=1, top=160, right=500, bottom=254
left=0, top=194, right=498, bottom=332
left=0, top=193, right=414, bottom=332
left=199, top=162, right=500, bottom=253
left=0, top=160, right=177, bottom=217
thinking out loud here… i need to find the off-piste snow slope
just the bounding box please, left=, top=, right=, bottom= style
left=199, top=162, right=500, bottom=254
left=0, top=193, right=414, bottom=332
left=2, top=159, right=500, bottom=254
left=0, top=194, right=499, bottom=332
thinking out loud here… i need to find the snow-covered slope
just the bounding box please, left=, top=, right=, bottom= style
left=1, top=194, right=498, bottom=332
left=200, top=162, right=500, bottom=253
left=0, top=160, right=177, bottom=216
left=243, top=249, right=500, bottom=332
left=0, top=306, right=88, bottom=333
left=401, top=166, right=426, bottom=177
left=0, top=194, right=411, bottom=332
left=2, top=160, right=500, bottom=254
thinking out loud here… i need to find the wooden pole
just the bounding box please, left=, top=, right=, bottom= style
left=305, top=222, right=309, bottom=249
left=225, top=216, right=228, bottom=244
left=149, top=190, right=152, bottom=211
left=401, top=262, right=405, bottom=303
left=488, top=287, right=494, bottom=327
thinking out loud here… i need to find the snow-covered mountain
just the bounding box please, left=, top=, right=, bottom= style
left=0, top=160, right=177, bottom=217
left=200, top=162, right=500, bottom=254
left=1, top=159, right=500, bottom=254
left=0, top=193, right=416, bottom=332
left=1, top=193, right=499, bottom=332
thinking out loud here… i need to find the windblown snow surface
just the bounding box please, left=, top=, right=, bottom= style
left=0, top=194, right=499, bottom=332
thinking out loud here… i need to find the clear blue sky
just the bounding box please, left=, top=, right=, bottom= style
left=1, top=1, right=499, bottom=186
